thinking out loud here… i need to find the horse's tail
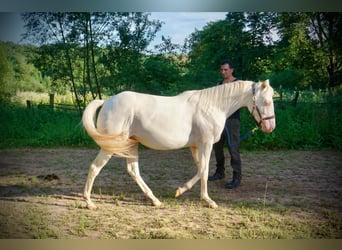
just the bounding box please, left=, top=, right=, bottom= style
left=82, top=99, right=137, bottom=158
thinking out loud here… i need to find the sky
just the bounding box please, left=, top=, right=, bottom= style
left=0, top=13, right=24, bottom=43
left=149, top=12, right=227, bottom=49
left=0, top=12, right=227, bottom=50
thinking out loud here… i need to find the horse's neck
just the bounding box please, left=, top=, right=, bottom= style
left=190, top=81, right=253, bottom=120
left=213, top=81, right=252, bottom=118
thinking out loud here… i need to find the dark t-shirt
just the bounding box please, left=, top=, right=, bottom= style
left=218, top=79, right=240, bottom=120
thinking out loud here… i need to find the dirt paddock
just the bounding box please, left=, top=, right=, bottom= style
left=0, top=148, right=341, bottom=238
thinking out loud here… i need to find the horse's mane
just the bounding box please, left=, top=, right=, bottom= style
left=193, top=80, right=249, bottom=114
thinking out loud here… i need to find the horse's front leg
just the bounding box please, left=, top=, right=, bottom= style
left=197, top=143, right=218, bottom=208
left=83, top=149, right=112, bottom=209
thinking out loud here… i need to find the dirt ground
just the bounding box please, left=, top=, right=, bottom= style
left=0, top=147, right=341, bottom=238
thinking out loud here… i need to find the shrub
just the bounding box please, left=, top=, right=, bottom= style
left=0, top=104, right=94, bottom=149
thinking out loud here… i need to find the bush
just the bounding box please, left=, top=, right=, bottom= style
left=240, top=96, right=342, bottom=150
left=0, top=104, right=94, bottom=149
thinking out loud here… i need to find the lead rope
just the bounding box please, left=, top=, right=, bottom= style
left=224, top=124, right=259, bottom=148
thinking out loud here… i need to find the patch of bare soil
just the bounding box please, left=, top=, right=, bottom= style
left=0, top=147, right=341, bottom=238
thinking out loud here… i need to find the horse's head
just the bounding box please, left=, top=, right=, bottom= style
left=248, top=80, right=276, bottom=133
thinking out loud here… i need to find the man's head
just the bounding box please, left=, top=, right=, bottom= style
left=220, top=60, right=234, bottom=81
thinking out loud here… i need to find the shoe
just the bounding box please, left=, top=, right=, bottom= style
left=208, top=172, right=225, bottom=181
left=225, top=179, right=240, bottom=189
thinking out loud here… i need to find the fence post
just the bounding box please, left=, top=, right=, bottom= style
left=279, top=85, right=283, bottom=108
left=292, top=89, right=300, bottom=107
left=49, top=94, right=54, bottom=109
left=26, top=100, right=31, bottom=109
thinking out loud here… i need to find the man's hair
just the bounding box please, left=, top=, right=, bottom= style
left=220, top=60, right=234, bottom=69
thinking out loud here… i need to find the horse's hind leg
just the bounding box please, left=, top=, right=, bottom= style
left=83, top=149, right=112, bottom=209
left=175, top=147, right=201, bottom=197
left=126, top=147, right=162, bottom=207
left=175, top=144, right=218, bottom=208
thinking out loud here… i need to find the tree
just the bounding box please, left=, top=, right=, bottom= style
left=266, top=13, right=316, bottom=89
left=274, top=12, right=342, bottom=90
left=186, top=12, right=274, bottom=86
left=22, top=12, right=162, bottom=109
left=308, top=13, right=342, bottom=91
left=245, top=12, right=279, bottom=46
left=0, top=43, right=13, bottom=102
left=100, top=12, right=162, bottom=94
left=22, top=13, right=84, bottom=113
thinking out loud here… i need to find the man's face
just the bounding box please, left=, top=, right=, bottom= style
left=220, top=63, right=233, bottom=79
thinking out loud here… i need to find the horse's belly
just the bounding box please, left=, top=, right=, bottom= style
left=137, top=138, right=188, bottom=150
left=132, top=127, right=193, bottom=150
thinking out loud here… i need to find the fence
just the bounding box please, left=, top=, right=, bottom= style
left=26, top=94, right=79, bottom=112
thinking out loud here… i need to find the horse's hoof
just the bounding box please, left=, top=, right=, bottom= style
left=86, top=202, right=97, bottom=210
left=209, top=202, right=218, bottom=209
left=153, top=200, right=162, bottom=207
left=175, top=188, right=182, bottom=197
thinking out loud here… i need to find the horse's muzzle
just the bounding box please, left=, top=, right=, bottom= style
left=261, top=118, right=276, bottom=133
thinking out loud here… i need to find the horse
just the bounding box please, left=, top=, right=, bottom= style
left=82, top=80, right=276, bottom=209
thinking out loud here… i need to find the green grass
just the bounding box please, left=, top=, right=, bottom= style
left=0, top=104, right=94, bottom=149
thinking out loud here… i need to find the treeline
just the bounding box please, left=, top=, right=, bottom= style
left=0, top=12, right=341, bottom=111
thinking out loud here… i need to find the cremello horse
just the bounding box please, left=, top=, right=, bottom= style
left=82, top=80, right=276, bottom=209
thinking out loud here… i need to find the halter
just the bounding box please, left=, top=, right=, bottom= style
left=251, top=82, right=275, bottom=127
left=224, top=81, right=275, bottom=147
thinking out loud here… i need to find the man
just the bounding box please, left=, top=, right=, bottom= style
left=208, top=60, right=242, bottom=189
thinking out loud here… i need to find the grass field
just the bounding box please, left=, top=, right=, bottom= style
left=0, top=148, right=341, bottom=239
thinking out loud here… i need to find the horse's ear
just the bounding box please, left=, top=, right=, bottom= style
left=261, top=79, right=270, bottom=90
